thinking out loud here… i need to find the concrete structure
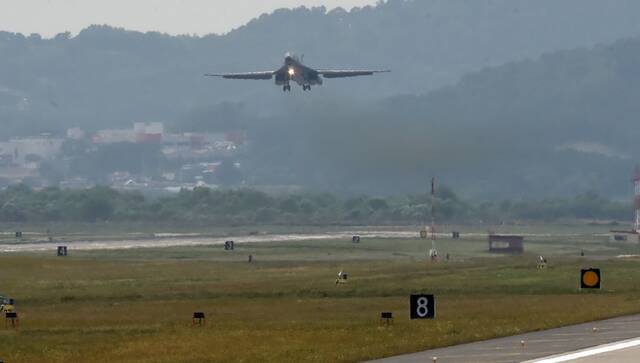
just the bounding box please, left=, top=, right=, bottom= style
left=488, top=234, right=524, bottom=254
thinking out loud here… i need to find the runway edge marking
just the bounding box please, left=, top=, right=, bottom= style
left=523, top=337, right=640, bottom=363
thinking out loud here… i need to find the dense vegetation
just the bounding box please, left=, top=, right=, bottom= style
left=3, top=0, right=640, bottom=136
left=0, top=185, right=631, bottom=225
left=2, top=1, right=640, bottom=197
left=3, top=240, right=640, bottom=362
left=245, top=36, right=640, bottom=198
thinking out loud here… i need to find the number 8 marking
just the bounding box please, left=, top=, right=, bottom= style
left=417, top=297, right=429, bottom=317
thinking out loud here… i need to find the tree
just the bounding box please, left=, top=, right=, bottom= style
left=80, top=196, right=114, bottom=222
left=216, top=160, right=243, bottom=186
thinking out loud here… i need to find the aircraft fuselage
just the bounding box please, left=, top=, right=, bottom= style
left=275, top=54, right=323, bottom=91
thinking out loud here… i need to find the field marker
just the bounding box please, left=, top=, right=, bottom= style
left=192, top=312, right=206, bottom=326
left=410, top=294, right=435, bottom=320
left=224, top=241, right=234, bottom=251
left=380, top=312, right=393, bottom=325
left=57, top=246, right=68, bottom=256
left=580, top=268, right=601, bottom=289
left=529, top=338, right=640, bottom=363
left=4, top=312, right=18, bottom=329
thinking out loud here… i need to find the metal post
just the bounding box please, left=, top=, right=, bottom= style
left=634, top=165, right=640, bottom=233
left=430, top=177, right=438, bottom=261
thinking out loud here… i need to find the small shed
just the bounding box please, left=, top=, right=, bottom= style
left=488, top=234, right=524, bottom=254
left=609, top=230, right=640, bottom=243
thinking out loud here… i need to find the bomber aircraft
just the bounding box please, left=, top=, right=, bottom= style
left=205, top=52, right=389, bottom=92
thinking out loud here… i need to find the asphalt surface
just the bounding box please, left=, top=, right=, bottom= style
left=0, top=230, right=424, bottom=252
left=568, top=344, right=640, bottom=362
left=367, top=314, right=640, bottom=363
left=0, top=230, right=604, bottom=253
left=523, top=338, right=640, bottom=362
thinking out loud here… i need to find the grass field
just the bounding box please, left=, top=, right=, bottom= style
left=1, top=229, right=640, bottom=362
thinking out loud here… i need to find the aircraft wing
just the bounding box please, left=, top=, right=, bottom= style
left=317, top=69, right=390, bottom=78
left=205, top=71, right=275, bottom=80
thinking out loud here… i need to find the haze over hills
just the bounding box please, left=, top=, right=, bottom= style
left=264, top=38, right=640, bottom=198
left=3, top=0, right=640, bottom=134
left=1, top=0, right=640, bottom=199
left=226, top=38, right=640, bottom=199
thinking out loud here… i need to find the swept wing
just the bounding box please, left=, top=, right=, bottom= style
left=205, top=71, right=275, bottom=80
left=317, top=69, right=390, bottom=78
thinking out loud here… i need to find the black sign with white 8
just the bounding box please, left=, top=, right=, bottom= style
left=410, top=294, right=435, bottom=319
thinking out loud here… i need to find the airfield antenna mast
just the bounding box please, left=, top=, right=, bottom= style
left=430, top=177, right=438, bottom=261
left=431, top=177, right=436, bottom=241
left=634, top=165, right=640, bottom=233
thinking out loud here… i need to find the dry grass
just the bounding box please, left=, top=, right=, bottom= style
left=1, top=236, right=640, bottom=362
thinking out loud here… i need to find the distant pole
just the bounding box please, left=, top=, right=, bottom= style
left=430, top=177, right=438, bottom=260
left=634, top=165, right=640, bottom=233
left=431, top=177, right=436, bottom=242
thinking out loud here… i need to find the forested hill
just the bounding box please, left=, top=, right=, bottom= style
left=245, top=37, right=640, bottom=198
left=3, top=0, right=640, bottom=137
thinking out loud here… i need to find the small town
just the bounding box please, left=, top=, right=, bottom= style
left=0, top=122, right=246, bottom=192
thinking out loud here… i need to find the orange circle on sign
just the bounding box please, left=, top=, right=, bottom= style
left=583, top=271, right=599, bottom=287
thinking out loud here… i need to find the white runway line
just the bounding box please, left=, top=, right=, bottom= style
left=525, top=338, right=640, bottom=363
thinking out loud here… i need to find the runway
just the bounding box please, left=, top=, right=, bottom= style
left=0, top=230, right=606, bottom=253
left=523, top=338, right=640, bottom=362
left=367, top=314, right=640, bottom=363
left=0, top=230, right=421, bottom=252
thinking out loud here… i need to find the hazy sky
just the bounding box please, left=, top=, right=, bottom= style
left=0, top=0, right=378, bottom=37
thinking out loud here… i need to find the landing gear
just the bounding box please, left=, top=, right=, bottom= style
left=303, top=84, right=311, bottom=91
left=283, top=84, right=291, bottom=92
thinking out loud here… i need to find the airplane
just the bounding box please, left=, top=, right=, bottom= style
left=205, top=52, right=390, bottom=92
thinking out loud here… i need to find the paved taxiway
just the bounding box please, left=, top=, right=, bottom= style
left=524, top=338, right=640, bottom=362
left=367, top=314, right=640, bottom=363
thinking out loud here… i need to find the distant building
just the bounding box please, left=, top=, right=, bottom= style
left=225, top=131, right=246, bottom=145
left=134, top=122, right=164, bottom=135
left=0, top=154, right=12, bottom=166
left=91, top=122, right=165, bottom=144
left=134, top=122, right=164, bottom=143
left=92, top=129, right=135, bottom=144
left=488, top=234, right=524, bottom=254
left=0, top=137, right=64, bottom=165
left=66, top=128, right=86, bottom=140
